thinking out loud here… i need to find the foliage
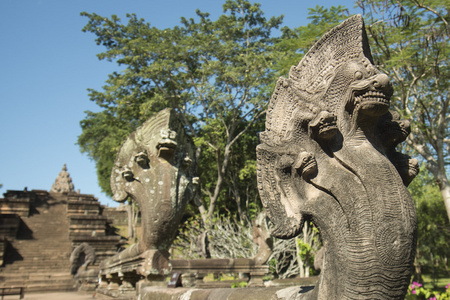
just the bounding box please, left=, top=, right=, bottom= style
left=78, top=111, right=136, bottom=194
left=269, top=222, right=321, bottom=279
left=406, top=282, right=450, bottom=300
left=172, top=216, right=205, bottom=259
left=172, top=214, right=258, bottom=259
left=78, top=1, right=283, bottom=221
left=231, top=281, right=248, bottom=288
left=296, top=237, right=315, bottom=274
left=207, top=214, right=259, bottom=258
left=357, top=0, right=450, bottom=220
left=409, top=165, right=450, bottom=283
left=269, top=238, right=298, bottom=279
left=194, top=114, right=264, bottom=221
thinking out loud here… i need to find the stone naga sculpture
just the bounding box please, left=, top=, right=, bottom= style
left=70, top=242, right=96, bottom=276
left=257, top=15, right=419, bottom=299
left=109, top=108, right=198, bottom=276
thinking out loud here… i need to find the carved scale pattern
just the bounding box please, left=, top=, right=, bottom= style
left=257, top=15, right=417, bottom=299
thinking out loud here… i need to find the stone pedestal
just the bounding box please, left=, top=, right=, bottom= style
left=137, top=250, right=171, bottom=277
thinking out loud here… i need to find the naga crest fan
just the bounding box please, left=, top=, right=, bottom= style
left=257, top=15, right=418, bottom=299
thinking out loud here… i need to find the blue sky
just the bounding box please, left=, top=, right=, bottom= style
left=0, top=0, right=359, bottom=207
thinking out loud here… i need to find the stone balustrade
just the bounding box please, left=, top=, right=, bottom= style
left=171, top=258, right=269, bottom=287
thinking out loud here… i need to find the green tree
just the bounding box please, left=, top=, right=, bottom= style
left=78, top=0, right=283, bottom=221
left=357, top=0, right=450, bottom=221
left=195, top=115, right=264, bottom=221
left=408, top=165, right=450, bottom=284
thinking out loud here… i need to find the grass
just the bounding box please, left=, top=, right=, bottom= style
left=203, top=273, right=237, bottom=282
left=422, top=273, right=450, bottom=291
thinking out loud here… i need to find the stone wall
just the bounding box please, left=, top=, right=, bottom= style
left=103, top=206, right=128, bottom=227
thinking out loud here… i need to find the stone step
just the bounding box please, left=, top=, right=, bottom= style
left=1, top=275, right=73, bottom=283
left=9, top=251, right=70, bottom=255
left=3, top=254, right=70, bottom=260
left=10, top=247, right=72, bottom=252
left=18, top=282, right=76, bottom=293
left=4, top=259, right=71, bottom=265
left=5, top=259, right=70, bottom=264
left=0, top=271, right=71, bottom=277
left=0, top=271, right=76, bottom=293
left=12, top=248, right=71, bottom=252
left=12, top=241, right=71, bottom=246
left=3, top=263, right=71, bottom=270
left=7, top=255, right=70, bottom=260
left=2, top=267, right=71, bottom=273
left=1, top=192, right=119, bottom=293
left=3, top=260, right=71, bottom=266
left=4, top=266, right=71, bottom=270
left=2, top=197, right=73, bottom=277
left=1, top=276, right=74, bottom=285
left=5, top=259, right=70, bottom=268
left=12, top=246, right=70, bottom=251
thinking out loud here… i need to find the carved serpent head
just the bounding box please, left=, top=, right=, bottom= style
left=111, top=109, right=199, bottom=251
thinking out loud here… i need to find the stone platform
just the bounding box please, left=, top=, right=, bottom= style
left=137, top=285, right=315, bottom=300
left=94, top=277, right=318, bottom=300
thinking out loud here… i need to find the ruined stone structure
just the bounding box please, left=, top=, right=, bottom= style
left=98, top=108, right=199, bottom=297
left=51, top=164, right=75, bottom=193
left=103, top=205, right=129, bottom=227
left=257, top=15, right=418, bottom=299
left=0, top=165, right=123, bottom=292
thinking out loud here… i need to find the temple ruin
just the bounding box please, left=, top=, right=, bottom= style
left=0, top=164, right=125, bottom=292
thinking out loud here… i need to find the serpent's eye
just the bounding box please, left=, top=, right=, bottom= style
left=354, top=71, right=364, bottom=80
left=121, top=169, right=134, bottom=182
left=134, top=152, right=150, bottom=169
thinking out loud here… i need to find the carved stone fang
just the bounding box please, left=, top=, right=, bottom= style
left=156, top=139, right=177, bottom=150
left=294, top=152, right=317, bottom=179
left=354, top=90, right=390, bottom=106
left=301, top=160, right=316, bottom=178
left=309, top=111, right=338, bottom=141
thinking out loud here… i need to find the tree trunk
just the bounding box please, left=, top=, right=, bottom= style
left=207, top=144, right=232, bottom=218
left=438, top=176, right=450, bottom=222
left=413, top=251, right=424, bottom=283
left=229, top=172, right=245, bottom=222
